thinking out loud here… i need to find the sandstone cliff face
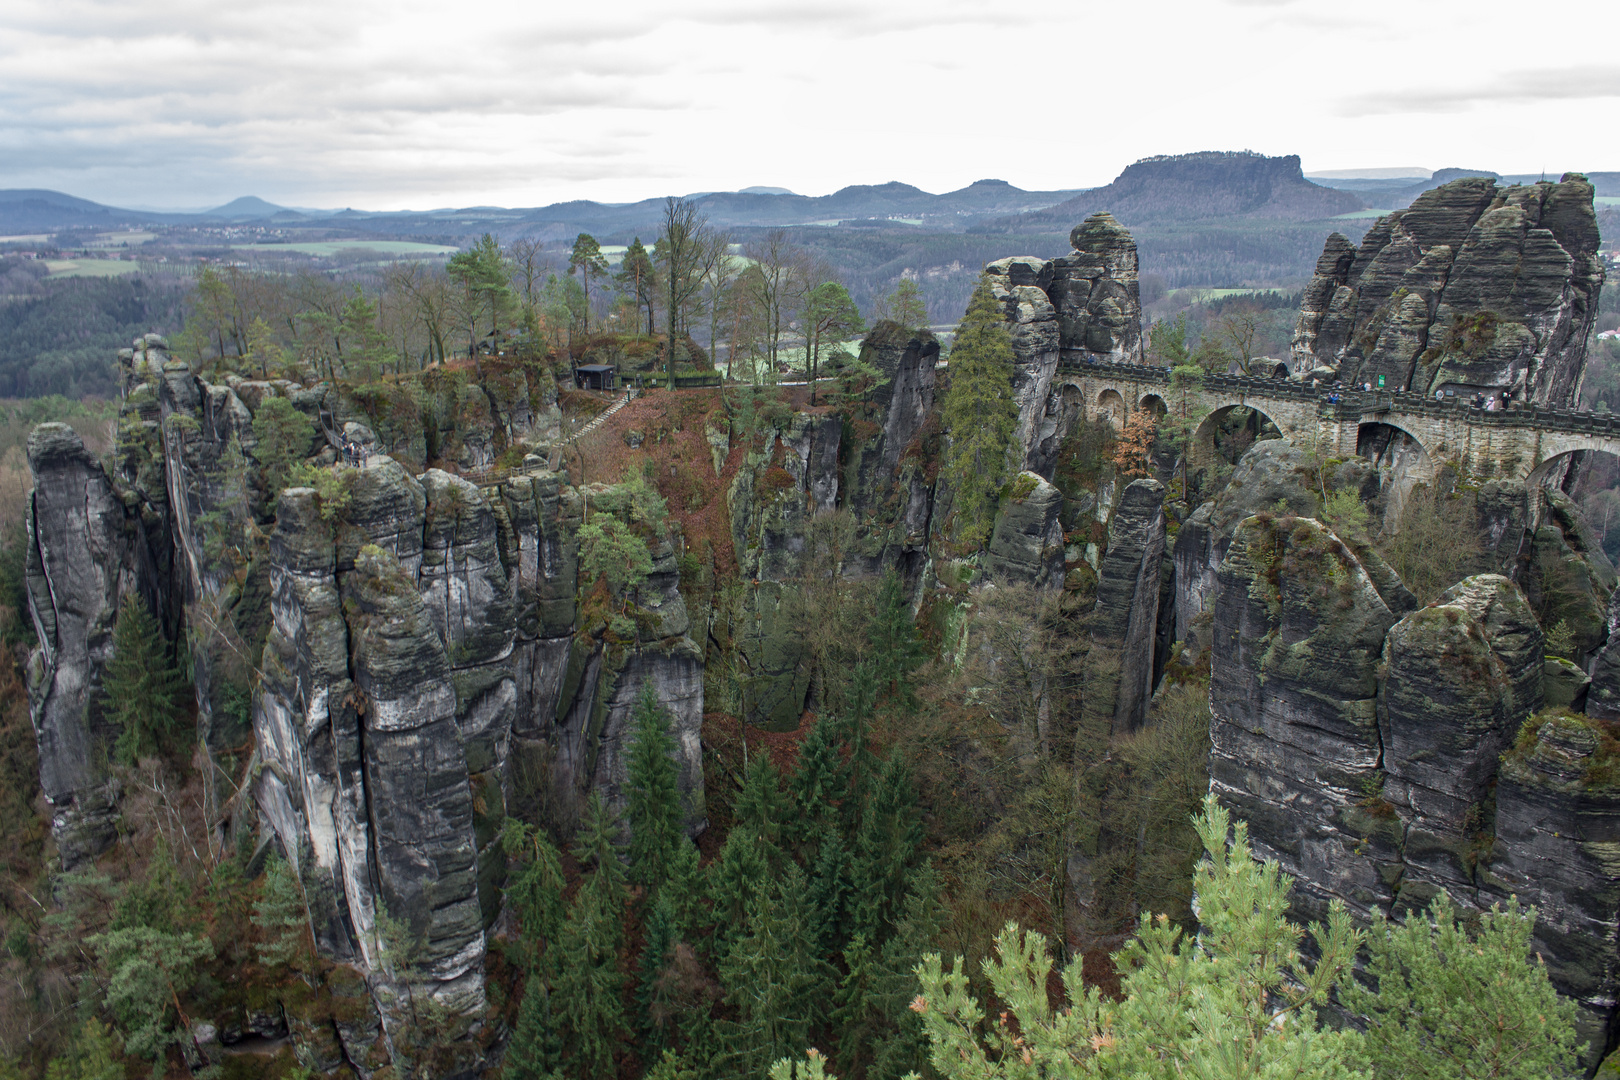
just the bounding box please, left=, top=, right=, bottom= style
left=1208, top=532, right=1620, bottom=1066
left=1489, top=715, right=1620, bottom=1063
left=1208, top=514, right=1403, bottom=922
left=1086, top=478, right=1166, bottom=733
left=845, top=322, right=940, bottom=576
left=984, top=258, right=1061, bottom=471
left=1378, top=576, right=1543, bottom=903
left=26, top=341, right=706, bottom=1075
left=24, top=424, right=140, bottom=868
left=1291, top=174, right=1605, bottom=405
left=982, top=472, right=1065, bottom=590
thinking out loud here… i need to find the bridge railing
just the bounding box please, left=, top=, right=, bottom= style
left=1062, top=359, right=1620, bottom=438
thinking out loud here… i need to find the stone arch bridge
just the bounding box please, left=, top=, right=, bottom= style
left=1058, top=359, right=1620, bottom=486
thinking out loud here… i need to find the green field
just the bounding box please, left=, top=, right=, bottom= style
left=1597, top=196, right=1620, bottom=207
left=43, top=259, right=143, bottom=279
left=87, top=232, right=155, bottom=247
left=1332, top=209, right=1388, bottom=219
left=232, top=240, right=459, bottom=257
left=0, top=235, right=50, bottom=245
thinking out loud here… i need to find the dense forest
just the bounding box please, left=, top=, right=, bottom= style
left=0, top=262, right=185, bottom=398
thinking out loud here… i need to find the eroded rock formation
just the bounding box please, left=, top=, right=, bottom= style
left=24, top=423, right=138, bottom=868
left=1292, top=174, right=1605, bottom=405
left=24, top=337, right=702, bottom=1077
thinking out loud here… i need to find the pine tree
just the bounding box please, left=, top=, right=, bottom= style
left=615, top=237, right=659, bottom=334
left=907, top=796, right=1368, bottom=1079
left=627, top=683, right=684, bottom=891
left=101, top=594, right=187, bottom=764
left=1341, top=895, right=1579, bottom=1079
left=940, top=277, right=1019, bottom=545
left=250, top=393, right=315, bottom=492
left=880, top=278, right=928, bottom=333
left=568, top=233, right=609, bottom=335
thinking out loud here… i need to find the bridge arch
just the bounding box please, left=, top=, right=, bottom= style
left=1139, top=393, right=1167, bottom=419
left=1096, top=388, right=1126, bottom=429
left=1189, top=402, right=1285, bottom=471
left=1357, top=421, right=1434, bottom=481
left=1527, top=446, right=1620, bottom=491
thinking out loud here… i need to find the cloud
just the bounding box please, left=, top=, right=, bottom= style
left=1339, top=65, right=1620, bottom=115
left=0, top=0, right=1615, bottom=209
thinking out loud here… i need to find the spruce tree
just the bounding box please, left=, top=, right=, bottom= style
left=44, top=1019, right=122, bottom=1080
left=662, top=835, right=708, bottom=942
left=708, top=828, right=769, bottom=957
left=851, top=752, right=923, bottom=943
left=940, top=276, right=1019, bottom=546
left=502, top=820, right=566, bottom=971
left=100, top=594, right=187, bottom=764
left=866, top=572, right=922, bottom=709
left=637, top=891, right=677, bottom=1047
left=717, top=863, right=834, bottom=1077
left=733, top=752, right=788, bottom=851
left=570, top=793, right=627, bottom=911
left=804, top=824, right=853, bottom=955
left=626, top=683, right=684, bottom=891
left=788, top=715, right=849, bottom=855
left=553, top=796, right=627, bottom=1078
left=252, top=849, right=308, bottom=970
left=833, top=864, right=943, bottom=1080
left=503, top=972, right=559, bottom=1080
left=842, top=660, right=883, bottom=830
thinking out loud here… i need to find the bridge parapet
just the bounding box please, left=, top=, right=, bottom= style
left=1056, top=359, right=1620, bottom=484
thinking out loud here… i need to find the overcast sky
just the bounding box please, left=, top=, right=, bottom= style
left=2, top=0, right=1616, bottom=211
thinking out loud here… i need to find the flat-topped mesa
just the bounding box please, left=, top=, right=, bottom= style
left=1292, top=174, right=1605, bottom=407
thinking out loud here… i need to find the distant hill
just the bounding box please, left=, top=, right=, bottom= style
left=206, top=196, right=299, bottom=220
left=1316, top=168, right=1620, bottom=209
left=973, top=152, right=1365, bottom=232
left=0, top=190, right=143, bottom=232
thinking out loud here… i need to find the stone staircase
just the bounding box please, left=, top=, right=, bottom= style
left=549, top=387, right=638, bottom=469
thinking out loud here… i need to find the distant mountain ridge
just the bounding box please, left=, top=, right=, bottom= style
left=974, top=152, right=1365, bottom=234
left=1310, top=168, right=1620, bottom=208
left=0, top=179, right=1085, bottom=240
